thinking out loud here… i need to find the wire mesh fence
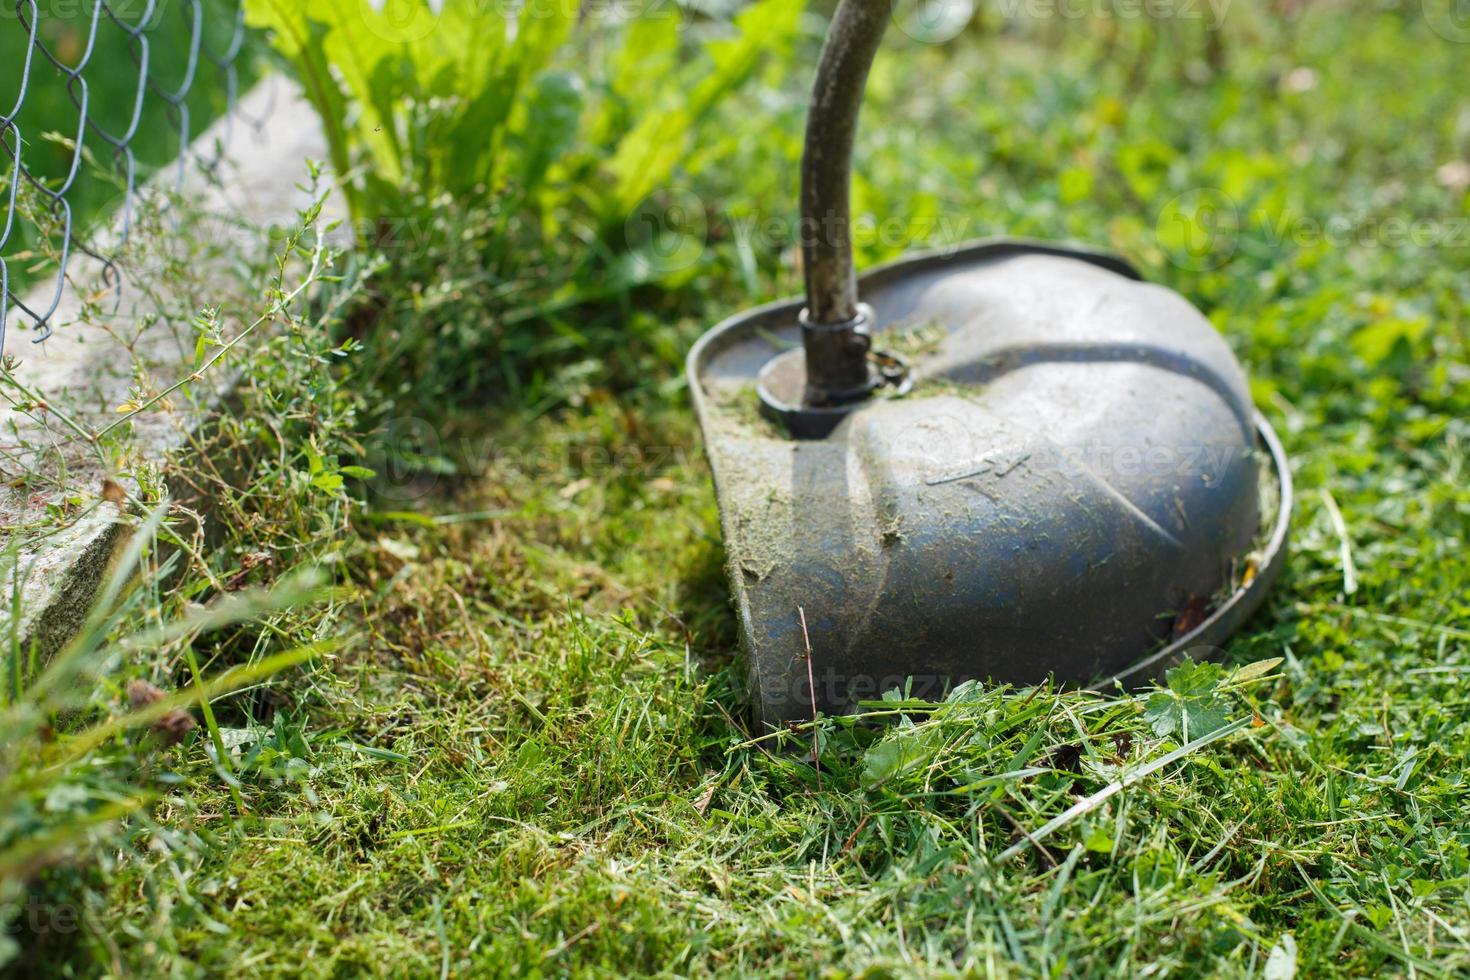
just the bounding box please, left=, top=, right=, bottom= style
left=0, top=0, right=256, bottom=355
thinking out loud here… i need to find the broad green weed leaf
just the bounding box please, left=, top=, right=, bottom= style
left=862, top=734, right=910, bottom=787
left=1143, top=660, right=1232, bottom=740
left=1351, top=317, right=1427, bottom=365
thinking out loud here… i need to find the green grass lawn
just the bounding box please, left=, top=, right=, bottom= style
left=9, top=1, right=1470, bottom=976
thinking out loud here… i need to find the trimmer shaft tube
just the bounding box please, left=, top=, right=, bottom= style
left=799, top=0, right=895, bottom=403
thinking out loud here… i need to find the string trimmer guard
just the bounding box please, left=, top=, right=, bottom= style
left=688, top=0, right=1291, bottom=730
left=690, top=240, right=1291, bottom=728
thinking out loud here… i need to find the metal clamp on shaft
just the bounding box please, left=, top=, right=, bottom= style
left=799, top=304, right=876, bottom=406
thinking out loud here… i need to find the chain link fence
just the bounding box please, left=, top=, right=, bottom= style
left=0, top=0, right=255, bottom=354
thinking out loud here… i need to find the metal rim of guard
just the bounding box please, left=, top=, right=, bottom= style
left=1100, top=410, right=1294, bottom=689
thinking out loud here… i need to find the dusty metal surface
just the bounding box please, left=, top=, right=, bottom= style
left=689, top=239, right=1291, bottom=729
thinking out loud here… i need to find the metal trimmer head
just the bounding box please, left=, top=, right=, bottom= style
left=688, top=0, right=1291, bottom=730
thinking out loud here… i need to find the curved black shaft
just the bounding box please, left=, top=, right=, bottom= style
left=800, top=0, right=894, bottom=402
